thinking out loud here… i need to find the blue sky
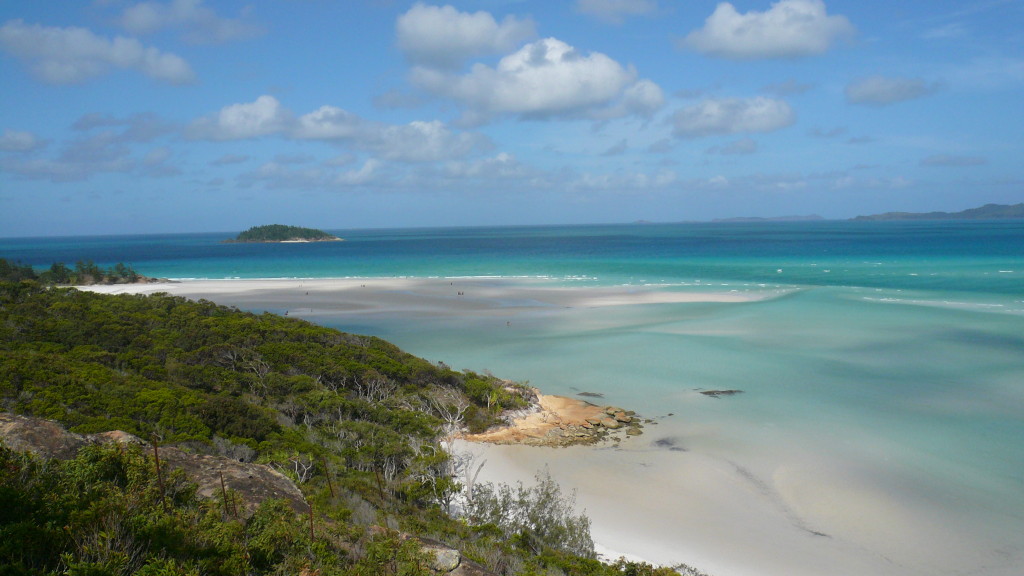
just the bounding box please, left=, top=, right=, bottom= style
left=1, top=0, right=1021, bottom=236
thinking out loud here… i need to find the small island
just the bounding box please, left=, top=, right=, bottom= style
left=226, top=224, right=342, bottom=243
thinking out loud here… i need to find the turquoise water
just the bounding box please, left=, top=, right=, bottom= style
left=4, top=220, right=1024, bottom=574
left=4, top=220, right=1022, bottom=295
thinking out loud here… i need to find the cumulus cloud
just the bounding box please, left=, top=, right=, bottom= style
left=190, top=95, right=493, bottom=163
left=444, top=152, right=529, bottom=180
left=681, top=0, right=855, bottom=59
left=412, top=37, right=662, bottom=122
left=573, top=168, right=677, bottom=190
left=370, top=121, right=493, bottom=163
left=672, top=97, right=795, bottom=138
left=0, top=19, right=194, bottom=84
left=119, top=0, right=264, bottom=44
left=0, top=129, right=45, bottom=152
left=920, top=154, right=987, bottom=167
left=243, top=158, right=384, bottom=190
left=397, top=3, right=535, bottom=69
left=845, top=75, right=941, bottom=106
left=293, top=106, right=366, bottom=140
left=576, top=0, right=658, bottom=24
left=618, top=79, right=666, bottom=118
left=1, top=131, right=137, bottom=182
left=188, top=95, right=292, bottom=140
left=293, top=107, right=492, bottom=162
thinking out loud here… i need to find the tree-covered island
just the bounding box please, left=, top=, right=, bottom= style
left=227, top=224, right=343, bottom=243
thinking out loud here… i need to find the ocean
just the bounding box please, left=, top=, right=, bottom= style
left=3, top=220, right=1023, bottom=575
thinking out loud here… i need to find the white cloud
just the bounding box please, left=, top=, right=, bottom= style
left=335, top=159, right=381, bottom=186
left=672, top=97, right=795, bottom=138
left=294, top=107, right=491, bottom=162
left=0, top=19, right=194, bottom=84
left=188, top=95, right=291, bottom=140
left=845, top=75, right=940, bottom=106
left=120, top=0, right=264, bottom=44
left=72, top=112, right=173, bottom=142
left=444, top=152, right=529, bottom=180
left=576, top=0, right=657, bottom=24
left=141, top=146, right=181, bottom=177
left=922, top=22, right=968, bottom=40
left=241, top=161, right=332, bottom=190
left=293, top=106, right=366, bottom=140
left=371, top=121, right=492, bottom=163
left=0, top=129, right=45, bottom=152
left=920, top=154, right=987, bottom=167
left=681, top=0, right=855, bottom=59
left=707, top=137, right=758, bottom=155
left=0, top=131, right=136, bottom=182
left=242, top=159, right=382, bottom=190
left=412, top=37, right=661, bottom=121
left=397, top=3, right=535, bottom=69
left=573, top=168, right=678, bottom=190
left=619, top=79, right=666, bottom=117
left=603, top=139, right=629, bottom=156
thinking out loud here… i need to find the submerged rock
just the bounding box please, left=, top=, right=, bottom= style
left=700, top=389, right=744, bottom=398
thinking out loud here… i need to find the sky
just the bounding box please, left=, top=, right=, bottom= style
left=1, top=0, right=1022, bottom=236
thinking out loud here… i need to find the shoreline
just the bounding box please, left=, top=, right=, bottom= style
left=79, top=277, right=763, bottom=571
left=74, top=277, right=1024, bottom=576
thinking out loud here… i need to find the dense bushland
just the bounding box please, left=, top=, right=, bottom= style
left=0, top=280, right=685, bottom=575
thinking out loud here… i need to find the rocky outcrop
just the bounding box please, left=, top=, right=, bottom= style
left=0, top=412, right=305, bottom=518
left=462, top=393, right=647, bottom=448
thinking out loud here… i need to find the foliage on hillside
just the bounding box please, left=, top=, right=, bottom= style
left=0, top=440, right=430, bottom=576
left=0, top=281, right=683, bottom=576
left=230, top=224, right=340, bottom=242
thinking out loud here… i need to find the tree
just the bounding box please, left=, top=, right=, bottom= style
left=463, top=468, right=595, bottom=558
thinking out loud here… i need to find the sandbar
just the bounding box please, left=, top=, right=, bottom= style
left=81, top=277, right=777, bottom=314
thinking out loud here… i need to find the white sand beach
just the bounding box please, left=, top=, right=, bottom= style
left=81, top=278, right=1024, bottom=576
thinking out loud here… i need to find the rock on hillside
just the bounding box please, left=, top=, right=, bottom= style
left=0, top=412, right=307, bottom=517
left=0, top=413, right=497, bottom=576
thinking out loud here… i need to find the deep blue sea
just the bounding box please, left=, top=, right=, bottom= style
left=3, top=220, right=1023, bottom=575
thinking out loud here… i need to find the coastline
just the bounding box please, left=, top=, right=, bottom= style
left=77, top=277, right=1024, bottom=576
left=79, top=277, right=773, bottom=571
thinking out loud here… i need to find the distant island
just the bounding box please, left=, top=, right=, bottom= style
left=852, top=203, right=1024, bottom=221
left=226, top=224, right=342, bottom=243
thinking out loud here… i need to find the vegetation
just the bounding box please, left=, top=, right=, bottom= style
left=229, top=224, right=341, bottom=243
left=0, top=280, right=684, bottom=575
left=0, top=258, right=142, bottom=285
left=852, top=202, right=1024, bottom=221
